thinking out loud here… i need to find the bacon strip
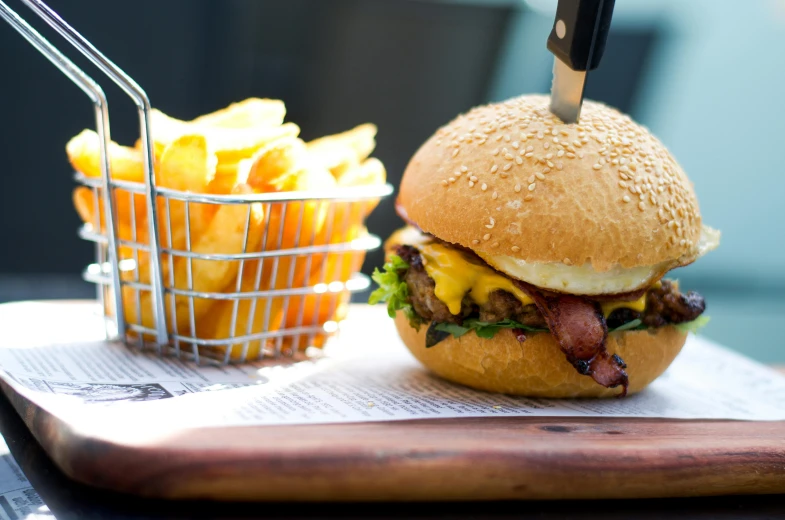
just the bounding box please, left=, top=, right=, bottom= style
left=513, top=281, right=629, bottom=396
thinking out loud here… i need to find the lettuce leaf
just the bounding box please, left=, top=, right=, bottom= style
left=433, top=318, right=546, bottom=345
left=368, top=255, right=422, bottom=330
left=675, top=315, right=711, bottom=334
left=429, top=315, right=708, bottom=347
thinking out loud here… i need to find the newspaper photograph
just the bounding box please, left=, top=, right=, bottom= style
left=0, top=437, right=49, bottom=520
left=0, top=303, right=784, bottom=431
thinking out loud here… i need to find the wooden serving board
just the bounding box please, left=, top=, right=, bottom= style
left=1, top=301, right=785, bottom=502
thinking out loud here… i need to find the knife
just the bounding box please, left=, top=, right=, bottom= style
left=547, top=0, right=616, bottom=124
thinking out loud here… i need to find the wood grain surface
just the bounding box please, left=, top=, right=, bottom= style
left=1, top=301, right=784, bottom=502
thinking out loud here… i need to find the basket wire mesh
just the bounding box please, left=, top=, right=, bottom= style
left=1, top=0, right=392, bottom=364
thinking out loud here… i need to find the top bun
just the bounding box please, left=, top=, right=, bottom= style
left=398, top=94, right=706, bottom=277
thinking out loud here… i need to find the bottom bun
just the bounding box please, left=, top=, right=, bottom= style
left=394, top=312, right=688, bottom=398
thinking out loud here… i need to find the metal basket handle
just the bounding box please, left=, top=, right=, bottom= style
left=0, top=0, right=168, bottom=346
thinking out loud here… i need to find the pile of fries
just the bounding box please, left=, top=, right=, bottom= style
left=67, top=98, right=385, bottom=359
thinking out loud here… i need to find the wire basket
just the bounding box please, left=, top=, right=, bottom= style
left=1, top=0, right=392, bottom=364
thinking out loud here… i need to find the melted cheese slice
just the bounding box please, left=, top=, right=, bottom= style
left=415, top=239, right=647, bottom=318
left=419, top=243, right=534, bottom=314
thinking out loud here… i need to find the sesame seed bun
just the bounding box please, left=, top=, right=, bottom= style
left=397, top=94, right=714, bottom=292
left=394, top=311, right=687, bottom=398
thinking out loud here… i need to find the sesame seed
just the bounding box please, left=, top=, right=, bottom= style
left=460, top=166, right=468, bottom=173
left=504, top=134, right=511, bottom=142
left=528, top=175, right=536, bottom=183
left=514, top=184, right=521, bottom=192
left=547, top=161, right=555, bottom=168
left=563, top=257, right=573, bottom=266
left=553, top=137, right=559, bottom=144
left=472, top=239, right=480, bottom=245
left=524, top=152, right=534, bottom=158
left=515, top=157, right=523, bottom=165
left=566, top=152, right=576, bottom=158
left=543, top=142, right=550, bottom=149
left=573, top=139, right=581, bottom=147
left=623, top=195, right=631, bottom=203
left=495, top=135, right=503, bottom=141
left=470, top=175, right=478, bottom=182
left=478, top=138, right=486, bottom=145
left=680, top=239, right=687, bottom=246
left=490, top=164, right=498, bottom=174
left=503, top=163, right=513, bottom=171
left=491, top=242, right=499, bottom=248
left=505, top=153, right=514, bottom=160
left=511, top=245, right=521, bottom=253
left=524, top=194, right=533, bottom=201
left=526, top=145, right=534, bottom=153
left=452, top=149, right=459, bottom=157
left=528, top=183, right=536, bottom=191
left=492, top=148, right=500, bottom=156
left=546, top=153, right=554, bottom=160
left=441, top=180, right=448, bottom=186
left=556, top=162, right=564, bottom=170
left=469, top=181, right=475, bottom=188
left=483, top=233, right=491, bottom=241
left=551, top=129, right=558, bottom=136
left=512, top=141, right=519, bottom=149
left=619, top=181, right=627, bottom=188
left=492, top=191, right=499, bottom=200
left=638, top=201, right=646, bottom=211
left=481, top=183, right=488, bottom=191
left=593, top=163, right=601, bottom=170
left=536, top=172, right=546, bottom=180
left=486, top=217, right=495, bottom=229
left=560, top=129, right=569, bottom=136
left=500, top=172, right=509, bottom=178
left=557, top=150, right=565, bottom=157
left=537, top=132, right=544, bottom=139
left=448, top=177, right=456, bottom=183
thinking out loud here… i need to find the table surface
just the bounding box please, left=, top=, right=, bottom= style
left=0, top=285, right=783, bottom=517
left=1, top=389, right=785, bottom=519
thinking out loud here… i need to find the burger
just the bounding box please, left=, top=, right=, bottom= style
left=369, top=94, right=720, bottom=398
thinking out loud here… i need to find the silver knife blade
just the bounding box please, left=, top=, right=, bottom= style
left=549, top=57, right=587, bottom=124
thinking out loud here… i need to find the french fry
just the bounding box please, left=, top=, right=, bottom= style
left=155, top=134, right=219, bottom=257
left=245, top=136, right=306, bottom=192
left=306, top=123, right=377, bottom=178
left=66, top=129, right=146, bottom=183
left=191, top=98, right=286, bottom=129
left=208, top=162, right=247, bottom=195
left=72, top=186, right=148, bottom=244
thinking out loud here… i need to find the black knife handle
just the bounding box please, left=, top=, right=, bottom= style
left=547, top=0, right=616, bottom=72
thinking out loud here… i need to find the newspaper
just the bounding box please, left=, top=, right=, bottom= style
left=0, top=302, right=784, bottom=433
left=0, top=437, right=49, bottom=520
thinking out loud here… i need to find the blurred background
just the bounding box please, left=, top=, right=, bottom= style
left=0, top=0, right=783, bottom=361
